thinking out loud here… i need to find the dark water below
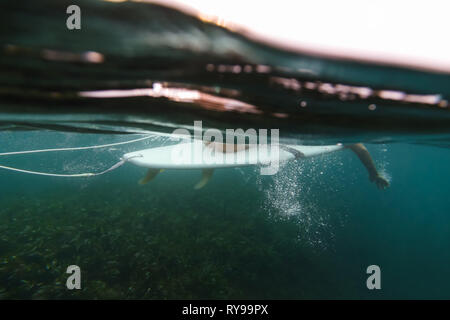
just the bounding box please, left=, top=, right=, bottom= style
left=0, top=132, right=449, bottom=299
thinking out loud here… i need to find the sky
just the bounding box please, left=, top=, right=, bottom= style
left=142, top=0, right=450, bottom=73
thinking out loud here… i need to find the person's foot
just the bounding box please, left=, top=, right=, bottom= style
left=372, top=175, right=390, bottom=189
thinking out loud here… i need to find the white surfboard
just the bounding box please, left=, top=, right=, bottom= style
left=123, top=142, right=344, bottom=188
left=124, top=142, right=343, bottom=169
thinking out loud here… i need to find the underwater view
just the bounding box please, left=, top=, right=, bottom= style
left=0, top=0, right=449, bottom=300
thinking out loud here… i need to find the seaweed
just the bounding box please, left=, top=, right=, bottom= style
left=0, top=177, right=339, bottom=299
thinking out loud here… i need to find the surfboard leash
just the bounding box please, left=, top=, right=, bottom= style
left=0, top=135, right=149, bottom=178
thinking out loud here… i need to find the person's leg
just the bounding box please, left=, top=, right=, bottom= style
left=347, top=143, right=389, bottom=189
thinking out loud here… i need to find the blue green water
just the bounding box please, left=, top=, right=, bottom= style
left=0, top=132, right=449, bottom=299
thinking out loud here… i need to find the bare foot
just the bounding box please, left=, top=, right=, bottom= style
left=372, top=175, right=390, bottom=189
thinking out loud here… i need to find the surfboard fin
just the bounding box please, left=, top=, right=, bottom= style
left=194, top=168, right=214, bottom=190
left=139, top=169, right=164, bottom=185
